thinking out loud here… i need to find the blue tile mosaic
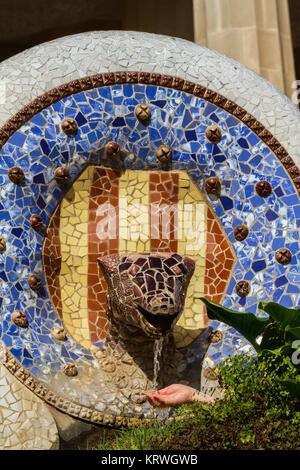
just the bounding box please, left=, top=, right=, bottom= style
left=0, top=83, right=299, bottom=409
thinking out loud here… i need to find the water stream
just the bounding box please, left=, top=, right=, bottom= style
left=152, top=337, right=170, bottom=420
left=153, top=337, right=164, bottom=392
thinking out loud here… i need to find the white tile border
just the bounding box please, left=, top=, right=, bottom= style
left=0, top=362, right=59, bottom=450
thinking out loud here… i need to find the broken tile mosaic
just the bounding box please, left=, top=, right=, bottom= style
left=0, top=83, right=299, bottom=417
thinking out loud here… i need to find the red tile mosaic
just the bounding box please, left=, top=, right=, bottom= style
left=88, top=168, right=120, bottom=342
left=149, top=172, right=179, bottom=253
left=204, top=207, right=235, bottom=323
left=43, top=206, right=62, bottom=319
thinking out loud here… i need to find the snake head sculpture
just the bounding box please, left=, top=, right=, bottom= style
left=98, top=253, right=195, bottom=338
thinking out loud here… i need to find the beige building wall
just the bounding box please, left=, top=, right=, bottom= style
left=193, top=0, right=296, bottom=100
left=123, top=0, right=194, bottom=41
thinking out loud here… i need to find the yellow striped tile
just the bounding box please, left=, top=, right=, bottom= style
left=119, top=170, right=150, bottom=253
left=174, top=172, right=207, bottom=348
left=59, top=165, right=94, bottom=349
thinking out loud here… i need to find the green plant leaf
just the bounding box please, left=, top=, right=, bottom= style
left=285, top=326, right=300, bottom=341
left=197, top=297, right=271, bottom=352
left=258, top=302, right=300, bottom=328
left=260, top=322, right=285, bottom=350
left=261, top=344, right=290, bottom=357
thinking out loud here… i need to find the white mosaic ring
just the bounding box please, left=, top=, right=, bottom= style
left=1, top=31, right=300, bottom=166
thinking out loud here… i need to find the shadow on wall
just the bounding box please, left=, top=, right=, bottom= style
left=289, top=0, right=300, bottom=83
left=0, top=0, right=194, bottom=62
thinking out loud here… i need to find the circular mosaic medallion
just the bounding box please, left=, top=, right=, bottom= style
left=0, top=31, right=299, bottom=426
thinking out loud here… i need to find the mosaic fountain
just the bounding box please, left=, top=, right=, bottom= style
left=0, top=31, right=300, bottom=449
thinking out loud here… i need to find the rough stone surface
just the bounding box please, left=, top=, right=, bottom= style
left=46, top=405, right=93, bottom=444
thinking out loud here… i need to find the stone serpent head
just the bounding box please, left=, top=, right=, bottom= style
left=98, top=253, right=195, bottom=339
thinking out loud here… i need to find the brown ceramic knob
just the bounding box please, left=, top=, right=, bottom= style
left=12, top=310, right=28, bottom=328
left=205, top=124, right=222, bottom=144
left=30, top=214, right=44, bottom=232
left=61, top=117, right=78, bottom=136
left=205, top=177, right=221, bottom=196
left=54, top=166, right=70, bottom=185
left=28, top=274, right=42, bottom=291
left=61, top=363, right=78, bottom=377
left=255, top=180, right=272, bottom=198
left=235, top=280, right=250, bottom=298
left=105, top=141, right=121, bottom=158
left=0, top=237, right=6, bottom=252
left=8, top=167, right=25, bottom=185
left=130, top=390, right=147, bottom=404
left=134, top=103, right=151, bottom=122
left=100, top=357, right=116, bottom=373
left=51, top=326, right=67, bottom=341
left=207, top=330, right=223, bottom=344
left=234, top=225, right=249, bottom=241
left=155, top=144, right=173, bottom=166
left=275, top=248, right=292, bottom=265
